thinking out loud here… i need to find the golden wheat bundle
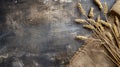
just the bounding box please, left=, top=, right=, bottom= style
left=67, top=1, right=120, bottom=67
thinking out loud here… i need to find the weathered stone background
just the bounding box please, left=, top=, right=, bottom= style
left=0, top=0, right=115, bottom=67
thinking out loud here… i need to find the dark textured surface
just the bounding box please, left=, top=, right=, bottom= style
left=0, top=0, right=115, bottom=67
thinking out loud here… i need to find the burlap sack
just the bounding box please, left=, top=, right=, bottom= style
left=111, top=0, right=120, bottom=15
left=67, top=39, right=116, bottom=67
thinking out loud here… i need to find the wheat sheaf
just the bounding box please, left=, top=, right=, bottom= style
left=67, top=0, right=120, bottom=67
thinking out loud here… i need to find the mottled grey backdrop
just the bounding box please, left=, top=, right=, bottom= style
left=0, top=0, right=115, bottom=67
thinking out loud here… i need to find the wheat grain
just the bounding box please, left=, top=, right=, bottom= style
left=83, top=24, right=95, bottom=30
left=78, top=3, right=86, bottom=16
left=100, top=20, right=111, bottom=28
left=75, top=35, right=88, bottom=40
left=75, top=19, right=86, bottom=24
left=94, top=0, right=103, bottom=10
left=88, top=7, right=94, bottom=18
left=87, top=19, right=96, bottom=24
left=96, top=22, right=104, bottom=31
left=115, top=16, right=120, bottom=38
left=115, top=16, right=119, bottom=26
left=103, top=2, right=108, bottom=15
left=113, top=24, right=119, bottom=38
left=105, top=32, right=113, bottom=40
left=96, top=15, right=101, bottom=22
